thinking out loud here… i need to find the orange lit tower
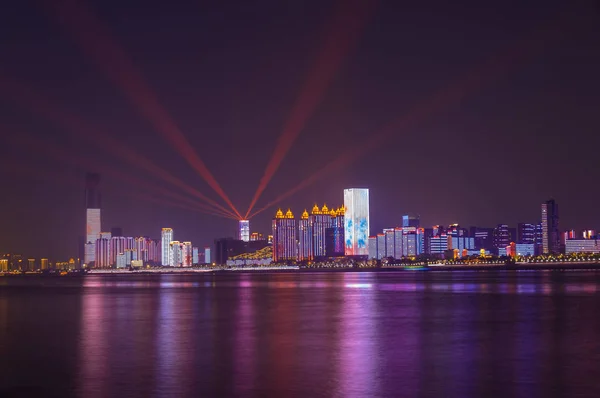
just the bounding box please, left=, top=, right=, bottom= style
left=272, top=209, right=297, bottom=262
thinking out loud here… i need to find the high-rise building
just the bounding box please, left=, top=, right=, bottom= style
left=344, top=188, right=369, bottom=256
left=376, top=234, right=386, bottom=259
left=541, top=199, right=560, bottom=254
left=0, top=259, right=8, bottom=272
left=239, top=220, right=250, bottom=242
left=169, top=241, right=182, bottom=267
left=565, top=239, right=600, bottom=254
left=27, top=258, right=36, bottom=271
left=84, top=172, right=102, bottom=266
left=298, top=209, right=313, bottom=261
left=311, top=204, right=333, bottom=258
left=272, top=209, right=297, bottom=262
left=368, top=236, right=377, bottom=259
left=192, top=247, right=199, bottom=265
left=161, top=228, right=173, bottom=266
left=326, top=207, right=345, bottom=257
left=204, top=247, right=211, bottom=264
left=402, top=215, right=420, bottom=228
left=517, top=223, right=535, bottom=244
left=182, top=242, right=193, bottom=267
left=95, top=235, right=112, bottom=268
left=493, top=224, right=511, bottom=249
left=384, top=228, right=395, bottom=258
left=40, top=258, right=49, bottom=270
left=469, top=227, right=494, bottom=251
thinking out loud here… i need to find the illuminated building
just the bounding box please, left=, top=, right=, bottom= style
left=565, top=239, right=600, bottom=254
left=110, top=236, right=126, bottom=265
left=343, top=188, right=370, bottom=256
left=429, top=233, right=449, bottom=255
left=583, top=230, right=597, bottom=239
left=298, top=209, right=313, bottom=261
left=28, top=258, right=36, bottom=271
left=384, top=229, right=395, bottom=258
left=116, top=253, right=127, bottom=268
left=250, top=232, right=264, bottom=241
left=84, top=172, right=102, bottom=266
left=325, top=207, right=345, bottom=257
left=161, top=228, right=173, bottom=266
left=40, top=258, right=48, bottom=270
left=267, top=235, right=273, bottom=244
left=469, top=226, right=494, bottom=251
left=402, top=215, right=420, bottom=228
left=311, top=204, right=333, bottom=258
left=204, top=247, right=211, bottom=264
left=182, top=242, right=193, bottom=267
left=493, top=224, right=510, bottom=250
left=541, top=199, right=560, bottom=254
left=239, top=220, right=250, bottom=242
left=376, top=234, right=385, bottom=259
left=169, top=241, right=182, bottom=266
left=272, top=209, right=297, bottom=262
left=131, top=260, right=143, bottom=268
left=95, top=236, right=111, bottom=268
left=0, top=259, right=8, bottom=272
left=192, top=247, right=199, bottom=265
left=368, top=236, right=377, bottom=259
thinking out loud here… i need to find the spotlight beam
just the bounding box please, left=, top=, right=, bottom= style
left=43, top=0, right=241, bottom=219
left=6, top=128, right=237, bottom=220
left=251, top=16, right=565, bottom=217
left=245, top=0, right=378, bottom=218
left=0, top=75, right=238, bottom=219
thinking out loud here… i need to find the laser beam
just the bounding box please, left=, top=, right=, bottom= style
left=4, top=124, right=237, bottom=220
left=0, top=75, right=238, bottom=219
left=245, top=0, right=378, bottom=218
left=251, top=15, right=567, bottom=217
left=43, top=0, right=241, bottom=219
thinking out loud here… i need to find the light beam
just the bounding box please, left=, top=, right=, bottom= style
left=43, top=0, right=241, bottom=218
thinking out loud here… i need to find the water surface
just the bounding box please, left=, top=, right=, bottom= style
left=1, top=271, right=599, bottom=397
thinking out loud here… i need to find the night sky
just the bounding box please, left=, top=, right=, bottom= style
left=0, top=0, right=598, bottom=260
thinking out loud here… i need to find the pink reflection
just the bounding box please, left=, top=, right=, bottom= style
left=336, top=273, right=378, bottom=396
left=234, top=279, right=256, bottom=394
left=77, top=291, right=108, bottom=398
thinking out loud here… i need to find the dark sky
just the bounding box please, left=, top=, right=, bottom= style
left=0, top=0, right=599, bottom=260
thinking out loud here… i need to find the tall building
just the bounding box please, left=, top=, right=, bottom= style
left=376, top=234, right=386, bottom=259
left=161, top=228, right=173, bottom=266
left=493, top=224, right=511, bottom=249
left=402, top=215, right=420, bottom=228
left=239, top=220, right=250, bottom=242
left=169, top=241, right=182, bottom=267
left=182, top=242, right=193, bottom=267
left=272, top=209, right=297, bottom=262
left=204, top=247, right=211, bottom=264
left=368, top=236, right=377, bottom=259
left=311, top=204, right=333, bottom=258
left=517, top=223, right=535, bottom=244
left=84, top=172, right=102, bottom=266
left=192, top=247, right=199, bottom=265
left=326, top=206, right=345, bottom=257
left=344, top=188, right=370, bottom=256
left=541, top=199, right=560, bottom=254
left=40, top=258, right=49, bottom=270
left=298, top=210, right=313, bottom=261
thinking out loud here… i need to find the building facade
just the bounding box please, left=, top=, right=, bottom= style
left=161, top=228, right=173, bottom=266
left=344, top=188, right=370, bottom=256
left=541, top=199, right=560, bottom=254
left=272, top=209, right=297, bottom=262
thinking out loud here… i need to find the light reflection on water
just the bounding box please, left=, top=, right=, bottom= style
left=1, top=271, right=599, bottom=398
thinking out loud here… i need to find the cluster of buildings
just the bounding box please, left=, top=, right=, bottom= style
left=270, top=188, right=369, bottom=262
left=81, top=173, right=210, bottom=268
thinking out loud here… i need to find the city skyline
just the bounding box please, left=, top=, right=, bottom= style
left=0, top=0, right=599, bottom=259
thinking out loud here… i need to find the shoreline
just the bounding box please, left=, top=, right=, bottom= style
left=3, top=262, right=600, bottom=276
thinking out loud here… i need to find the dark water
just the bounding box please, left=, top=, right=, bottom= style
left=1, top=271, right=599, bottom=398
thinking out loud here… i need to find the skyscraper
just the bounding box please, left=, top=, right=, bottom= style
left=344, top=188, right=370, bottom=256
left=239, top=220, right=250, bottom=242
left=204, top=247, right=211, bottom=264
left=169, top=241, right=182, bottom=266
left=541, top=199, right=560, bottom=254
left=402, top=215, right=420, bottom=228
left=161, top=228, right=173, bottom=266
left=311, top=204, right=332, bottom=258
left=272, top=209, right=297, bottom=262
left=182, top=242, right=193, bottom=267
left=84, top=172, right=101, bottom=266
left=298, top=209, right=313, bottom=261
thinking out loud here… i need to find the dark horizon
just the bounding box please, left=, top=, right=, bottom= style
left=1, top=0, right=599, bottom=259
